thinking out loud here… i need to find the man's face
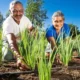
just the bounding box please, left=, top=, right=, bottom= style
left=52, top=16, right=64, bottom=31
left=10, top=3, right=24, bottom=23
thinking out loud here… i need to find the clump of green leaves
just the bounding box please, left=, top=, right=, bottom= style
left=57, top=36, right=80, bottom=66
left=37, top=33, right=53, bottom=80
left=18, top=29, right=55, bottom=80
left=18, top=29, right=37, bottom=69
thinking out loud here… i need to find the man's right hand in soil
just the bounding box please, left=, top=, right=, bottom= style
left=17, top=57, right=30, bottom=70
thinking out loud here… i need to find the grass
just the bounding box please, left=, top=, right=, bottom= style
left=56, top=35, right=80, bottom=66
left=18, top=29, right=56, bottom=80
left=57, top=38, right=73, bottom=66
left=16, top=28, right=80, bottom=80
left=18, top=29, right=37, bottom=69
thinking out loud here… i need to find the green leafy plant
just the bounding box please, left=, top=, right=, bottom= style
left=57, top=37, right=79, bottom=66
left=18, top=29, right=55, bottom=80
left=37, top=33, right=53, bottom=80
left=18, top=29, right=38, bottom=69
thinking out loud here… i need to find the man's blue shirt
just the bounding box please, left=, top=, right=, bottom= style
left=46, top=23, right=70, bottom=43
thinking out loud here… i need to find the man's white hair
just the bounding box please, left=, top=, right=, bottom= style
left=9, top=0, right=22, bottom=10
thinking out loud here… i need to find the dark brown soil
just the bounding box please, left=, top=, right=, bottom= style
left=0, top=58, right=80, bottom=80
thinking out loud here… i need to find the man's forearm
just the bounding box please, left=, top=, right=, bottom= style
left=9, top=42, right=20, bottom=58
left=7, top=33, right=20, bottom=58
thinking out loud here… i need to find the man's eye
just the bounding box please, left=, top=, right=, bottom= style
left=55, top=21, right=58, bottom=23
left=60, top=20, right=63, bottom=22
left=13, top=10, right=17, bottom=13
left=13, top=10, right=23, bottom=13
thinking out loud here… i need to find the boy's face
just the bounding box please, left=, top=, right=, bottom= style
left=10, top=3, right=24, bottom=23
left=52, top=16, right=64, bottom=31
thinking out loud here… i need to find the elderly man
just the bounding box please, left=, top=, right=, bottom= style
left=2, top=1, right=33, bottom=70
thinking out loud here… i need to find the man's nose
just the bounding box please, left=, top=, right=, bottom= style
left=17, top=11, right=21, bottom=15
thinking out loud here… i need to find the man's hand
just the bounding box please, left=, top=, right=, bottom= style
left=17, top=57, right=30, bottom=70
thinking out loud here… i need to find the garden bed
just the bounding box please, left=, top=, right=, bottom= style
left=0, top=58, right=80, bottom=80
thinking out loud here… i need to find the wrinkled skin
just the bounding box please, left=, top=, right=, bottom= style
left=52, top=16, right=64, bottom=33
left=10, top=3, right=24, bottom=24
left=17, top=58, right=30, bottom=70
left=9, top=3, right=27, bottom=70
